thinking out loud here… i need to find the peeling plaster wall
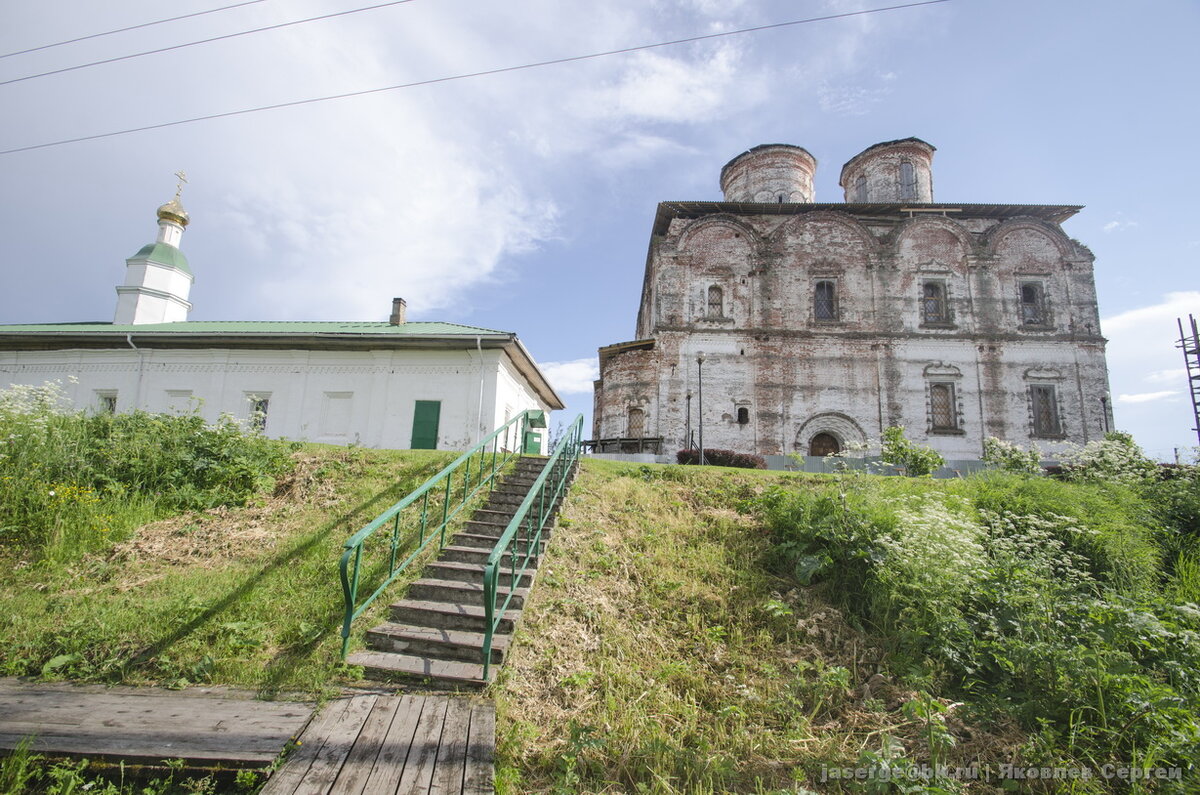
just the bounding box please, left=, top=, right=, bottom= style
left=596, top=156, right=1113, bottom=460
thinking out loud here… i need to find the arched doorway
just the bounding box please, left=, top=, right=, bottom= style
left=809, top=432, right=840, bottom=457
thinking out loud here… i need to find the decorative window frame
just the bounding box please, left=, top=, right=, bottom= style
left=626, top=405, right=647, bottom=438
left=1024, top=368, right=1065, bottom=439
left=923, top=363, right=964, bottom=435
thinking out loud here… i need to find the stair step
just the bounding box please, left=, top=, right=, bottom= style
left=425, top=560, right=534, bottom=588
left=348, top=650, right=486, bottom=689
left=462, top=518, right=553, bottom=539
left=365, top=623, right=510, bottom=663
left=407, top=577, right=528, bottom=610
left=451, top=531, right=546, bottom=552
left=439, top=544, right=535, bottom=567
left=389, top=598, right=519, bottom=633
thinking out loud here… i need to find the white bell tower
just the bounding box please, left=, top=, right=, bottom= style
left=114, top=172, right=194, bottom=325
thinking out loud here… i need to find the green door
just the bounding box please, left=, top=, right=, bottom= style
left=411, top=400, right=441, bottom=449
left=523, top=429, right=542, bottom=455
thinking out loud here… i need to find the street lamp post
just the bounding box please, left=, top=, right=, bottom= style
left=696, top=351, right=706, bottom=465
left=685, top=391, right=692, bottom=454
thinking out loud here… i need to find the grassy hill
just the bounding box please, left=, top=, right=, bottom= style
left=493, top=458, right=1200, bottom=794
left=3, top=385, right=1198, bottom=792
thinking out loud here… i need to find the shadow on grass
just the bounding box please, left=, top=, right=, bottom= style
left=117, top=462, right=447, bottom=693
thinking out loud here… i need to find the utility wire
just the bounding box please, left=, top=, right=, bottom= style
left=0, top=0, right=951, bottom=157
left=0, top=0, right=417, bottom=86
left=0, top=0, right=270, bottom=60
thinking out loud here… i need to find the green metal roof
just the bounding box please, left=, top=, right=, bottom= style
left=130, top=242, right=192, bottom=276
left=0, top=320, right=510, bottom=336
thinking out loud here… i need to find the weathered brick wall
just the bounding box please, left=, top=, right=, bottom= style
left=595, top=145, right=1112, bottom=460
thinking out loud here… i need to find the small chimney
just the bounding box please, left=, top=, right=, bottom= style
left=389, top=297, right=407, bottom=326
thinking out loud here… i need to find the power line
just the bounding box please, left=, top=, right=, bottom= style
left=0, top=0, right=418, bottom=87
left=0, top=0, right=270, bottom=60
left=0, top=0, right=951, bottom=157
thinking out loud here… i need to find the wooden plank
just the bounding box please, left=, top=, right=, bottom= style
left=359, top=695, right=426, bottom=795
left=261, top=696, right=358, bottom=795
left=428, top=698, right=472, bottom=795
left=394, top=697, right=449, bottom=795
left=0, top=682, right=312, bottom=764
left=327, top=696, right=402, bottom=795
left=462, top=701, right=495, bottom=795
left=0, top=732, right=280, bottom=765
left=290, top=695, right=377, bottom=795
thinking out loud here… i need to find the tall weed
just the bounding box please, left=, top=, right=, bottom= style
left=0, top=381, right=294, bottom=560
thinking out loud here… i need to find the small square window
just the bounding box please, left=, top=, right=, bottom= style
left=96, top=391, right=117, bottom=414
left=736, top=407, right=750, bottom=425
left=247, top=394, right=270, bottom=432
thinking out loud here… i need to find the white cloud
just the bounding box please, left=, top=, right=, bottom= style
left=540, top=358, right=600, bottom=394
left=1102, top=292, right=1199, bottom=452
left=1146, top=368, right=1188, bottom=384
left=575, top=45, right=752, bottom=124
left=1103, top=219, right=1139, bottom=233
left=1117, top=391, right=1180, bottom=404
left=1102, top=291, right=1200, bottom=334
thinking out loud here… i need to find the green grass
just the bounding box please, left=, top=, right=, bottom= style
left=493, top=459, right=1200, bottom=794
left=0, top=445, right=460, bottom=698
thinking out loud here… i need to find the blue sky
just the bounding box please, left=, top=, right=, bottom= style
left=1, top=0, right=1198, bottom=459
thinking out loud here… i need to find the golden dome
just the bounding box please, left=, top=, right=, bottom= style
left=156, top=196, right=189, bottom=227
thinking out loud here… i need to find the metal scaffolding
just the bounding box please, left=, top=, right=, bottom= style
left=1179, top=314, right=1200, bottom=446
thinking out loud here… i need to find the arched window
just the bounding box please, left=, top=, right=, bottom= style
left=922, top=281, right=947, bottom=324
left=854, top=175, right=867, bottom=202
left=899, top=161, right=917, bottom=199
left=627, top=407, right=645, bottom=438
left=707, top=285, right=723, bottom=318
left=814, top=280, right=838, bottom=321
left=809, top=432, right=840, bottom=457
left=930, top=383, right=957, bottom=430
left=737, top=407, right=750, bottom=425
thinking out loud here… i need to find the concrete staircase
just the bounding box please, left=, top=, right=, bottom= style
left=348, top=456, right=561, bottom=689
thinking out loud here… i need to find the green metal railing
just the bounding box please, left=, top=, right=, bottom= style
left=481, top=413, right=584, bottom=679
left=339, top=409, right=544, bottom=657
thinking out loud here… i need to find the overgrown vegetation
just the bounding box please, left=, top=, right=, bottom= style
left=0, top=382, right=294, bottom=561
left=0, top=740, right=258, bottom=795
left=880, top=425, right=945, bottom=477
left=0, top=382, right=463, bottom=696
left=496, top=446, right=1200, bottom=793
left=677, top=448, right=767, bottom=469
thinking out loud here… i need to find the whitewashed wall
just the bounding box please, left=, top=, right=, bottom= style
left=0, top=345, right=554, bottom=452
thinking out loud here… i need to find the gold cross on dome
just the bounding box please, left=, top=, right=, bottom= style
left=173, top=170, right=188, bottom=198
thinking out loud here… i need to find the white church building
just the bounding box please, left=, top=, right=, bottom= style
left=0, top=190, right=563, bottom=451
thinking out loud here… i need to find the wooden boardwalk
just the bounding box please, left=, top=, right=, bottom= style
left=262, top=694, right=493, bottom=795
left=0, top=681, right=491, bottom=794
left=267, top=696, right=496, bottom=795
left=0, top=678, right=312, bottom=766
